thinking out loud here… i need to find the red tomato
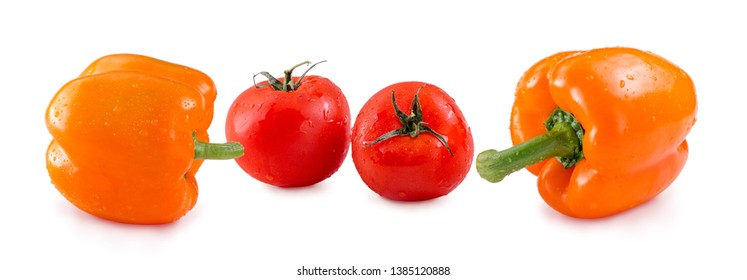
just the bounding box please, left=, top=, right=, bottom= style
left=225, top=62, right=351, bottom=187
left=352, top=82, right=473, bottom=201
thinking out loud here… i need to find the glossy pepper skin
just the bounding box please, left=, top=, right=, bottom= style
left=46, top=54, right=239, bottom=224
left=477, top=47, right=697, bottom=218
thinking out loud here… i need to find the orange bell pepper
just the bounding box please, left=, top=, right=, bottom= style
left=476, top=47, right=697, bottom=218
left=46, top=54, right=243, bottom=224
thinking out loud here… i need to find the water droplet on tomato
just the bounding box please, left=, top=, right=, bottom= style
left=619, top=80, right=625, bottom=88
left=626, top=74, right=635, bottom=80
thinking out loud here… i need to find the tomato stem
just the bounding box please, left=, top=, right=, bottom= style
left=253, top=61, right=326, bottom=92
left=193, top=134, right=244, bottom=160
left=476, top=108, right=583, bottom=183
left=366, top=85, right=454, bottom=156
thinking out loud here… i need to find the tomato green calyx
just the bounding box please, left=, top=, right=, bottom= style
left=253, top=60, right=327, bottom=92
left=475, top=108, right=584, bottom=183
left=193, top=133, right=245, bottom=160
left=365, top=86, right=454, bottom=156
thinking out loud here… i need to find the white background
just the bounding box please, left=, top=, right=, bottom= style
left=2, top=1, right=744, bottom=279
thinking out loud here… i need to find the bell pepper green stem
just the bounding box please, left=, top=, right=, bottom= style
left=476, top=120, right=581, bottom=183
left=194, top=136, right=244, bottom=160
